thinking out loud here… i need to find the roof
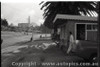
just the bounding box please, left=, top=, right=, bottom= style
left=53, top=14, right=97, bottom=23
left=18, top=23, right=29, bottom=25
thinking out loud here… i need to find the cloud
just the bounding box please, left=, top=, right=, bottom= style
left=37, top=19, right=44, bottom=25
left=29, top=10, right=35, bottom=16
left=1, top=2, right=44, bottom=26
left=38, top=19, right=44, bottom=23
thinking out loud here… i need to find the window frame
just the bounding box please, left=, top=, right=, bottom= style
left=75, top=23, right=97, bottom=40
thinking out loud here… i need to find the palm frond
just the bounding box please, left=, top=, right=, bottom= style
left=40, top=2, right=98, bottom=28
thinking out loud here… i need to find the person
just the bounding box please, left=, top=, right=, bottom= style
left=1, top=38, right=3, bottom=44
left=67, top=32, right=75, bottom=54
left=30, top=37, right=33, bottom=42
left=40, top=35, right=42, bottom=38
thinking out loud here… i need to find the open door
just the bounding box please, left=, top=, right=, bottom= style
left=76, top=24, right=85, bottom=40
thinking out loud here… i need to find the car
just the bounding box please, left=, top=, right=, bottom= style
left=72, top=40, right=98, bottom=63
left=74, top=47, right=97, bottom=62
left=56, top=40, right=98, bottom=63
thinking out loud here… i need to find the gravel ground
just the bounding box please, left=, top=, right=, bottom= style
left=2, top=38, right=87, bottom=67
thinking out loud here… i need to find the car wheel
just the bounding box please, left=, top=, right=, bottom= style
left=89, top=54, right=97, bottom=63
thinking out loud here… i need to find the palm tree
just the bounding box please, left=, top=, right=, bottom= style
left=40, top=2, right=97, bottom=28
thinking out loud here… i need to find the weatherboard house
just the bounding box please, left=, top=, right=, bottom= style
left=53, top=14, right=98, bottom=51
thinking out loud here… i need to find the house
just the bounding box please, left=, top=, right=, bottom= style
left=18, top=23, right=29, bottom=28
left=18, top=23, right=30, bottom=32
left=53, top=14, right=98, bottom=51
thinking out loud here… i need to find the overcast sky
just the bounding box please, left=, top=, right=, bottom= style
left=1, top=2, right=44, bottom=26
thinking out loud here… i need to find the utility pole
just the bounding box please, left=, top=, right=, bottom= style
left=31, top=25, right=34, bottom=41
left=28, top=16, right=30, bottom=24
left=27, top=16, right=30, bottom=35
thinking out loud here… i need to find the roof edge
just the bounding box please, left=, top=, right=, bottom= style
left=53, top=14, right=97, bottom=23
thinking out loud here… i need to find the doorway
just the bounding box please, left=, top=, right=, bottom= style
left=76, top=24, right=85, bottom=40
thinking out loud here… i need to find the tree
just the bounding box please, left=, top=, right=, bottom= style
left=39, top=24, right=52, bottom=33
left=1, top=18, right=8, bottom=27
left=40, top=2, right=97, bottom=28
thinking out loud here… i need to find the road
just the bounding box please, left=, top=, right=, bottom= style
left=1, top=31, right=40, bottom=49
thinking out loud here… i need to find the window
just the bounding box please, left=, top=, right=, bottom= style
left=60, top=25, right=66, bottom=39
left=87, top=24, right=97, bottom=31
left=93, top=25, right=97, bottom=31
left=76, top=23, right=97, bottom=41
left=87, top=25, right=92, bottom=30
left=57, top=28, right=61, bottom=34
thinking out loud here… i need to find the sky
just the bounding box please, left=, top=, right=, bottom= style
left=1, top=2, right=45, bottom=26
left=1, top=0, right=98, bottom=26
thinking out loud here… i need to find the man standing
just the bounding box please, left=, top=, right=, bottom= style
left=67, top=32, right=74, bottom=54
